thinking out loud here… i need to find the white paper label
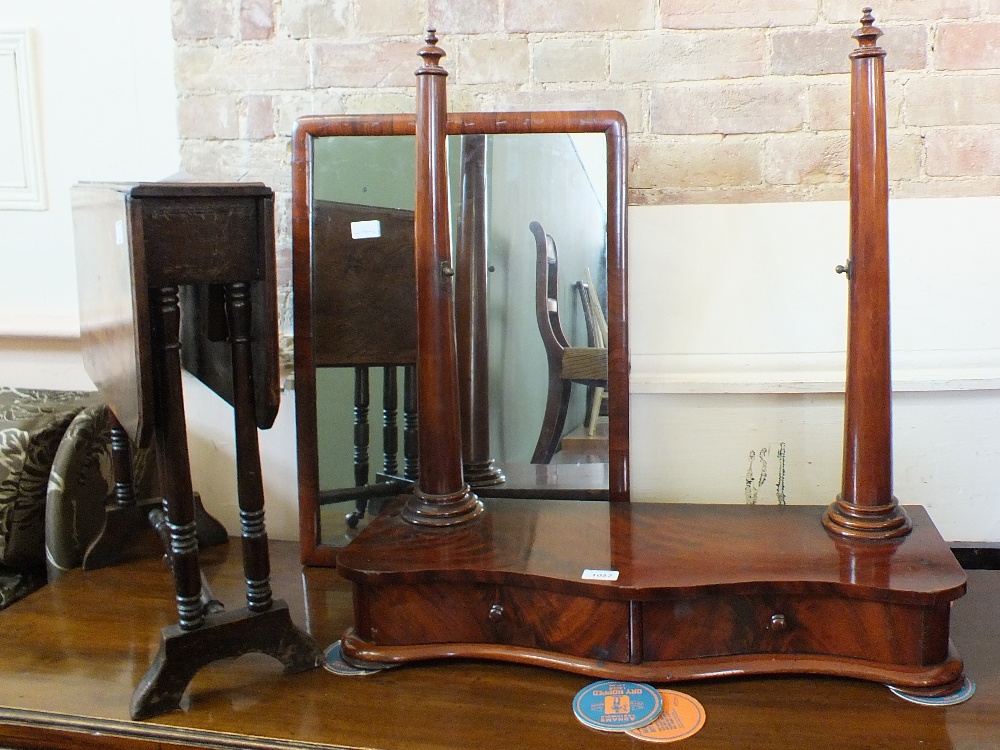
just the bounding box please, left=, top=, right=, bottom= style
left=582, top=569, right=619, bottom=581
left=351, top=219, right=382, bottom=239
left=115, top=219, right=125, bottom=246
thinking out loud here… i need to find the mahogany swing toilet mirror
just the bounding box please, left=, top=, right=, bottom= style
left=317, top=20, right=968, bottom=701
left=292, top=111, right=630, bottom=565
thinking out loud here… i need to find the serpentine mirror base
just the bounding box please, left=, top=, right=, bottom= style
left=337, top=499, right=967, bottom=695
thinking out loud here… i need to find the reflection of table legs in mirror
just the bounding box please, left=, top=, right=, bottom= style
left=130, top=283, right=322, bottom=721
left=348, top=365, right=370, bottom=528
left=343, top=364, right=421, bottom=530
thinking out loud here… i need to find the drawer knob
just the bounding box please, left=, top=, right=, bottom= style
left=488, top=604, right=504, bottom=622
left=770, top=613, right=787, bottom=630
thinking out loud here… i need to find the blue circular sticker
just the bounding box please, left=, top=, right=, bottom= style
left=572, top=680, right=664, bottom=732
left=888, top=677, right=976, bottom=706
left=323, top=640, right=384, bottom=676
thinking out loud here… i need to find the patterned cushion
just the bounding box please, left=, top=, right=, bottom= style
left=0, top=387, right=102, bottom=570
left=0, top=386, right=150, bottom=610
left=45, top=404, right=156, bottom=579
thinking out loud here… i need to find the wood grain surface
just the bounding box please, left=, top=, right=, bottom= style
left=0, top=538, right=997, bottom=750
left=72, top=182, right=280, bottom=442
left=337, top=500, right=965, bottom=599
left=336, top=499, right=965, bottom=690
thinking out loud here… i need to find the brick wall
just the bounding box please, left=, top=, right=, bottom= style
left=173, top=0, right=1000, bottom=281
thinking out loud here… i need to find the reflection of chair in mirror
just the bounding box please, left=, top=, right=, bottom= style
left=574, top=270, right=609, bottom=437
left=529, top=220, right=609, bottom=464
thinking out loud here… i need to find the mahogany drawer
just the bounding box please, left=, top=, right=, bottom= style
left=642, top=592, right=950, bottom=666
left=355, top=581, right=631, bottom=663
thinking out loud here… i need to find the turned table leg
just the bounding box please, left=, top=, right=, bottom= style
left=224, top=281, right=274, bottom=612
left=345, top=366, right=371, bottom=529
left=83, top=410, right=163, bottom=570
left=130, top=284, right=321, bottom=721
left=149, top=285, right=206, bottom=631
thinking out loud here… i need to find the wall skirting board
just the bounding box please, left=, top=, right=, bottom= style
left=631, top=349, right=1000, bottom=394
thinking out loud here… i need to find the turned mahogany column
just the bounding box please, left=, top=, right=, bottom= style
left=824, top=9, right=911, bottom=540
left=401, top=30, right=483, bottom=526
left=456, top=134, right=505, bottom=488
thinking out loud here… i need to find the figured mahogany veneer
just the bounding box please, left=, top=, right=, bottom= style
left=338, top=499, right=966, bottom=692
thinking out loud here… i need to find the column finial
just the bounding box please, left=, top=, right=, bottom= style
left=417, top=28, right=446, bottom=72
left=852, top=7, right=884, bottom=52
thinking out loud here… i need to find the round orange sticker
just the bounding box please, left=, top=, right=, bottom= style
left=625, top=690, right=706, bottom=743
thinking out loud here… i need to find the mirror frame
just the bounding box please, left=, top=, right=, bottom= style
left=292, top=110, right=629, bottom=566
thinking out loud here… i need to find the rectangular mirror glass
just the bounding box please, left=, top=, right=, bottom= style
left=292, top=112, right=629, bottom=565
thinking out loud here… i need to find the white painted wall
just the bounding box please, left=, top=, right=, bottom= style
left=630, top=198, right=1000, bottom=393
left=629, top=199, right=1000, bottom=543
left=183, top=375, right=302, bottom=542
left=0, top=0, right=180, bottom=337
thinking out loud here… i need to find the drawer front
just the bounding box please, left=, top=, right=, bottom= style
left=358, top=582, right=631, bottom=663
left=140, top=197, right=266, bottom=284
left=643, top=593, right=949, bottom=666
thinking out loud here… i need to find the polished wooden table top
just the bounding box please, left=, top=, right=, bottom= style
left=1, top=535, right=998, bottom=750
